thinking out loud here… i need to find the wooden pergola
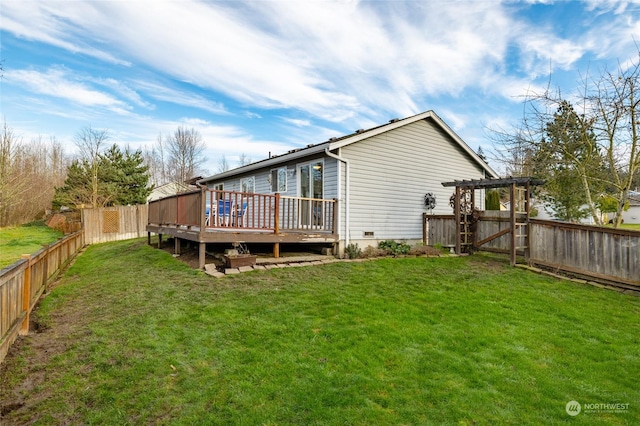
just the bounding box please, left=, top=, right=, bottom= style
left=441, top=177, right=544, bottom=266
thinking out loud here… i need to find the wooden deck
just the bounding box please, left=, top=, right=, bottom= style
left=147, top=188, right=339, bottom=268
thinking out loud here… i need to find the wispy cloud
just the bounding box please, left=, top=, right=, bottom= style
left=4, top=67, right=130, bottom=113
left=132, top=80, right=227, bottom=115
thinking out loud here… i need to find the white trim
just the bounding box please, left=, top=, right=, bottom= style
left=240, top=176, right=255, bottom=193
left=269, top=166, right=288, bottom=193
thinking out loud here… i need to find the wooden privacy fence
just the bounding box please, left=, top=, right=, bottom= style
left=528, top=219, right=640, bottom=288
left=82, top=204, right=148, bottom=244
left=0, top=230, right=84, bottom=364
left=425, top=214, right=640, bottom=288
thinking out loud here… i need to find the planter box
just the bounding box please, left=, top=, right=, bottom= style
left=224, top=254, right=257, bottom=268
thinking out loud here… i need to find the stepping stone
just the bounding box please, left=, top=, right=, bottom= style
left=225, top=268, right=241, bottom=274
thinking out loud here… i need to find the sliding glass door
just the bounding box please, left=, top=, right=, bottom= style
left=299, top=161, right=323, bottom=227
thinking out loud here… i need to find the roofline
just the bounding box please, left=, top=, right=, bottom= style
left=327, top=110, right=498, bottom=178
left=198, top=110, right=498, bottom=184
left=199, top=143, right=329, bottom=183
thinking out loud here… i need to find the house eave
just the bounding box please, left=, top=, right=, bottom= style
left=198, top=143, right=329, bottom=184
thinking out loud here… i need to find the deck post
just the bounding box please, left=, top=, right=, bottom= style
left=147, top=231, right=151, bottom=245
left=175, top=237, right=181, bottom=255
left=454, top=186, right=461, bottom=255
left=524, top=181, right=531, bottom=265
left=274, top=193, right=280, bottom=234
left=273, top=242, right=280, bottom=258
left=158, top=234, right=163, bottom=249
left=510, top=182, right=517, bottom=266
left=199, top=242, right=206, bottom=269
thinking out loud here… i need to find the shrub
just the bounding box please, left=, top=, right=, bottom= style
left=344, top=243, right=362, bottom=259
left=361, top=246, right=388, bottom=258
left=378, top=240, right=411, bottom=256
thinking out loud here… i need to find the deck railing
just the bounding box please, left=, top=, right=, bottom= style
left=148, top=188, right=337, bottom=234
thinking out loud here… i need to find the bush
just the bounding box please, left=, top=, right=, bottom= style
left=344, top=243, right=362, bottom=259
left=378, top=240, right=411, bottom=256
left=361, top=246, right=388, bottom=258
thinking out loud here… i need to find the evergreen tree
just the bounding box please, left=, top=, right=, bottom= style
left=485, top=189, right=501, bottom=210
left=54, top=144, right=151, bottom=209
left=534, top=101, right=605, bottom=223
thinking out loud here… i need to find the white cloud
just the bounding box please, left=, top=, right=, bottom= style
left=280, top=118, right=311, bottom=127
left=4, top=67, right=129, bottom=112
left=132, top=80, right=228, bottom=115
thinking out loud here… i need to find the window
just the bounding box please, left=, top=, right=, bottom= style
left=270, top=167, right=287, bottom=193
left=212, top=183, right=224, bottom=191
left=240, top=176, right=255, bottom=193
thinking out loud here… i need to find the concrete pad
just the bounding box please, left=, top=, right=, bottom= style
left=205, top=270, right=226, bottom=278
left=276, top=263, right=290, bottom=268
left=264, top=264, right=277, bottom=270
left=239, top=266, right=254, bottom=272
left=204, top=264, right=219, bottom=275
left=225, top=268, right=241, bottom=275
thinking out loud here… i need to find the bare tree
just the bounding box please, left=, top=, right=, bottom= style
left=0, top=123, right=27, bottom=226
left=491, top=51, right=640, bottom=227
left=0, top=123, right=69, bottom=226
left=143, top=133, right=169, bottom=187
left=237, top=152, right=252, bottom=167
left=74, top=126, right=110, bottom=208
left=166, top=127, right=206, bottom=183
left=217, top=155, right=230, bottom=173
left=589, top=60, right=640, bottom=226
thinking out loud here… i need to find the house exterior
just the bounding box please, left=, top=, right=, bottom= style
left=147, top=181, right=194, bottom=202
left=198, top=110, right=498, bottom=253
left=622, top=191, right=640, bottom=224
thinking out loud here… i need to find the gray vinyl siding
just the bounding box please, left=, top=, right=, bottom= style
left=341, top=117, right=486, bottom=242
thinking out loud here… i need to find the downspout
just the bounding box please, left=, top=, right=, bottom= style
left=324, top=147, right=350, bottom=247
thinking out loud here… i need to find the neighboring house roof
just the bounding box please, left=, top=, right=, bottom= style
left=148, top=182, right=193, bottom=202
left=198, top=110, right=498, bottom=184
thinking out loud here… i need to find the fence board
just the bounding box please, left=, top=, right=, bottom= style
left=426, top=213, right=640, bottom=288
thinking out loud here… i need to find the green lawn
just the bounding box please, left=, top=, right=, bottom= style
left=0, top=222, right=63, bottom=268
left=1, top=239, right=638, bottom=425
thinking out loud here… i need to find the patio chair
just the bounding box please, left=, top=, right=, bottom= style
left=235, top=201, right=248, bottom=227
left=218, top=199, right=232, bottom=226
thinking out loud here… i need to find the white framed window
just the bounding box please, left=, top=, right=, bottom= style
left=213, top=183, right=224, bottom=191
left=270, top=167, right=287, bottom=193
left=240, top=176, right=255, bottom=193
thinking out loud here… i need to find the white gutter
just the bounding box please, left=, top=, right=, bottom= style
left=324, top=147, right=350, bottom=247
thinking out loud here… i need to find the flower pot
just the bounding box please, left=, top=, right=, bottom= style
left=224, top=254, right=257, bottom=268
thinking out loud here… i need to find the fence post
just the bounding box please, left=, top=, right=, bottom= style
left=20, top=254, right=32, bottom=336
left=42, top=244, right=50, bottom=291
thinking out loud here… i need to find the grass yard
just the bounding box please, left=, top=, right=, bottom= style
left=1, top=239, right=639, bottom=425
left=0, top=222, right=63, bottom=269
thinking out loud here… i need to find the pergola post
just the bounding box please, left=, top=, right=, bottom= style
left=509, top=182, right=517, bottom=266
left=454, top=185, right=461, bottom=255
left=524, top=181, right=531, bottom=265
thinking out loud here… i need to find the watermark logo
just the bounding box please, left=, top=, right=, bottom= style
left=566, top=400, right=630, bottom=416
left=566, top=400, right=581, bottom=416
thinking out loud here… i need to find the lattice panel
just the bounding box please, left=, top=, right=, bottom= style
left=103, top=210, right=120, bottom=233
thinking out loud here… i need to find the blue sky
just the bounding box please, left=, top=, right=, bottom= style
left=2, top=0, right=640, bottom=175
